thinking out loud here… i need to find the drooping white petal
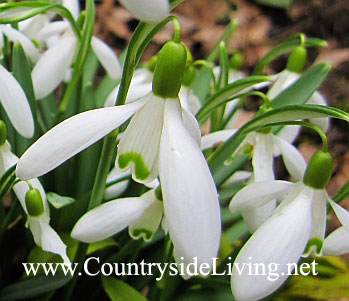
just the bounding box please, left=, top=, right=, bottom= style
left=32, top=35, right=77, bottom=99
left=0, top=24, right=40, bottom=62
left=272, top=135, right=306, bottom=180
left=229, top=180, right=294, bottom=212
left=307, top=91, right=329, bottom=132
left=91, top=36, right=121, bottom=80
left=309, top=190, right=327, bottom=241
left=179, top=87, right=201, bottom=115
left=71, top=194, right=154, bottom=243
left=200, top=129, right=236, bottom=151
left=181, top=107, right=201, bottom=146
left=105, top=82, right=152, bottom=107
left=327, top=197, right=349, bottom=232
left=119, top=0, right=169, bottom=22
left=16, top=99, right=146, bottom=180
left=118, top=93, right=165, bottom=183
left=129, top=190, right=163, bottom=241
left=62, top=0, right=80, bottom=20
left=19, top=14, right=49, bottom=40
left=274, top=125, right=300, bottom=150
left=36, top=21, right=70, bottom=43
left=0, top=64, right=34, bottom=138
left=267, top=70, right=299, bottom=100
left=28, top=216, right=70, bottom=264
left=160, top=98, right=221, bottom=273
left=104, top=167, right=131, bottom=200
left=323, top=226, right=349, bottom=256
left=231, top=185, right=313, bottom=301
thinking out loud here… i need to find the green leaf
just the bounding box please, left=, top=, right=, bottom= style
left=253, top=38, right=327, bottom=74
left=190, top=66, right=213, bottom=103
left=272, top=63, right=331, bottom=108
left=0, top=273, right=71, bottom=300
left=87, top=238, right=119, bottom=255
left=196, top=76, right=271, bottom=121
left=101, top=276, right=147, bottom=301
left=0, top=164, right=16, bottom=203
left=46, top=192, right=75, bottom=209
left=208, top=105, right=349, bottom=183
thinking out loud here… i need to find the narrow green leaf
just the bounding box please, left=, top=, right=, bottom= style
left=46, top=192, right=75, bottom=209
left=253, top=38, right=327, bottom=74
left=196, top=76, right=271, bottom=121
left=190, top=66, right=212, bottom=103
left=0, top=164, right=16, bottom=203
left=95, top=76, right=119, bottom=108
left=101, top=276, right=147, bottom=301
left=272, top=63, right=331, bottom=108
left=254, top=0, right=293, bottom=9
left=0, top=274, right=71, bottom=300
left=333, top=181, right=349, bottom=204
left=87, top=238, right=119, bottom=255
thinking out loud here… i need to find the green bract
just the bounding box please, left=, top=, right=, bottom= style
left=303, top=150, right=333, bottom=189
left=152, top=40, right=187, bottom=98
left=286, top=46, right=307, bottom=73
left=25, top=188, right=44, bottom=217
left=0, top=121, right=7, bottom=146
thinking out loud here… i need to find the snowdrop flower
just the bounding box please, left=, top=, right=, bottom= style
left=230, top=150, right=349, bottom=301
left=17, top=40, right=221, bottom=270
left=72, top=189, right=163, bottom=244
left=0, top=123, right=69, bottom=264
left=0, top=24, right=40, bottom=62
left=267, top=46, right=329, bottom=134
left=119, top=0, right=169, bottom=22
left=0, top=64, right=34, bottom=138
left=323, top=226, right=349, bottom=256
left=32, top=0, right=121, bottom=99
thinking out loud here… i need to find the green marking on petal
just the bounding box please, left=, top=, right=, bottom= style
left=118, top=153, right=150, bottom=181
left=132, top=228, right=153, bottom=241
left=304, top=237, right=323, bottom=256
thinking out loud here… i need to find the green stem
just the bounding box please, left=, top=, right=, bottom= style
left=0, top=199, right=19, bottom=244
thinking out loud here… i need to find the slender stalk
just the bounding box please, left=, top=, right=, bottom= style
left=0, top=199, right=19, bottom=244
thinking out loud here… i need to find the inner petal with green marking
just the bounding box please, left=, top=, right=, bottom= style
left=118, top=93, right=165, bottom=183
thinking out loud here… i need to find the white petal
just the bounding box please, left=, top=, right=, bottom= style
left=118, top=93, right=164, bottom=183
left=36, top=21, right=70, bottom=43
left=307, top=92, right=329, bottom=132
left=0, top=64, right=34, bottom=138
left=71, top=194, right=154, bottom=243
left=201, top=129, right=236, bottom=151
left=179, top=87, right=201, bottom=115
left=104, top=167, right=131, bottom=199
left=28, top=216, right=70, bottom=264
left=275, top=125, right=300, bottom=146
left=272, top=135, right=306, bottom=181
left=252, top=133, right=274, bottom=181
left=181, top=108, right=201, bottom=146
left=327, top=197, right=349, bottom=232
left=309, top=190, right=327, bottom=241
left=231, top=186, right=313, bottom=301
left=119, top=0, right=169, bottom=22
left=91, top=36, right=121, bottom=80
left=62, top=0, right=80, bottom=20
left=323, top=226, right=349, bottom=256
left=32, top=35, right=77, bottom=99
left=221, top=171, right=252, bottom=188
left=16, top=99, right=146, bottom=180
left=0, top=24, right=40, bottom=62
left=19, top=15, right=49, bottom=39
left=229, top=180, right=294, bottom=212
left=160, top=98, right=221, bottom=273
left=129, top=190, right=163, bottom=241
left=267, top=70, right=299, bottom=100
left=132, top=68, right=153, bottom=85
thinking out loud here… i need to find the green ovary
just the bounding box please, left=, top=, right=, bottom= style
left=118, top=153, right=150, bottom=181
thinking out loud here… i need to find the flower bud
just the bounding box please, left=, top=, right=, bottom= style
left=230, top=52, right=243, bottom=70
left=0, top=121, right=6, bottom=146
left=303, top=150, right=333, bottom=189
left=152, top=40, right=187, bottom=98
left=286, top=46, right=307, bottom=73
left=25, top=188, right=44, bottom=217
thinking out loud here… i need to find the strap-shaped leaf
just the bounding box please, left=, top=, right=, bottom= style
left=272, top=63, right=331, bottom=108
left=196, top=76, right=271, bottom=121
left=0, top=164, right=16, bottom=203
left=253, top=37, right=327, bottom=74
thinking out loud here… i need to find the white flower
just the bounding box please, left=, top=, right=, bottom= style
left=229, top=179, right=349, bottom=301
left=268, top=69, right=329, bottom=133
left=0, top=64, right=34, bottom=138
left=119, top=0, right=169, bottom=22
left=0, top=142, right=69, bottom=264
left=16, top=91, right=221, bottom=271
left=323, top=226, right=349, bottom=256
